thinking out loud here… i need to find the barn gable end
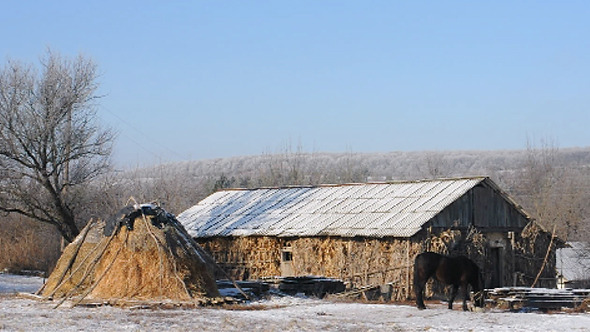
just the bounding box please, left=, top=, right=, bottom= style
left=425, top=179, right=530, bottom=232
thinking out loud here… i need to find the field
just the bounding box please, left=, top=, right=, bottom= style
left=1, top=274, right=590, bottom=331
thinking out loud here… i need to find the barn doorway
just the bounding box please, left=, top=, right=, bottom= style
left=281, top=242, right=294, bottom=276
left=489, top=247, right=503, bottom=288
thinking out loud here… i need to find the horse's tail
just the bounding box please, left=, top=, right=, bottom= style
left=413, top=253, right=422, bottom=288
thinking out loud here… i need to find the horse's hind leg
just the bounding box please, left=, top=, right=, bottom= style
left=448, top=285, right=459, bottom=310
left=414, top=281, right=427, bottom=309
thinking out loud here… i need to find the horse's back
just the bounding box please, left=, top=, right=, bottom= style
left=415, top=252, right=477, bottom=284
left=415, top=251, right=443, bottom=262
left=415, top=252, right=443, bottom=266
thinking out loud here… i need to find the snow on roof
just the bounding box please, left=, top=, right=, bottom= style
left=177, top=177, right=489, bottom=238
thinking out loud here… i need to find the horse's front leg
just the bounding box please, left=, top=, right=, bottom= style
left=448, top=285, right=458, bottom=309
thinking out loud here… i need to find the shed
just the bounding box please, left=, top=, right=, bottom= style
left=556, top=242, right=590, bottom=289
left=178, top=177, right=557, bottom=301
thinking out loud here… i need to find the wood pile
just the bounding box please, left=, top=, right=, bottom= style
left=486, top=287, right=590, bottom=311
left=278, top=276, right=345, bottom=298
left=326, top=283, right=396, bottom=302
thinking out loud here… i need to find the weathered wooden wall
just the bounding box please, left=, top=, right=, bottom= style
left=428, top=184, right=529, bottom=232
left=512, top=222, right=558, bottom=288
left=423, top=222, right=557, bottom=289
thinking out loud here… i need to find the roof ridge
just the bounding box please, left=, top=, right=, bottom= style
left=218, top=176, right=489, bottom=192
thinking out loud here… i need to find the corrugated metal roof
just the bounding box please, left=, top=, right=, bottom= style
left=178, top=177, right=489, bottom=238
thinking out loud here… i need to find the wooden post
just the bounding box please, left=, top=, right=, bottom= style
left=531, top=224, right=556, bottom=288
left=406, top=239, right=410, bottom=299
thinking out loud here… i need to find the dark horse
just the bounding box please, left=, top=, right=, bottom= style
left=414, top=252, right=483, bottom=311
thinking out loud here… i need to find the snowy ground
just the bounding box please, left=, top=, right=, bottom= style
left=1, top=274, right=590, bottom=331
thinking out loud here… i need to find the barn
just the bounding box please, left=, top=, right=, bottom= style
left=177, top=177, right=557, bottom=301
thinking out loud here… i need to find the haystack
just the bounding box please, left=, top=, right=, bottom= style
left=40, top=204, right=220, bottom=306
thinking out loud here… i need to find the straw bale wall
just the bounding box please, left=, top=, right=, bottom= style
left=424, top=223, right=557, bottom=289
left=196, top=222, right=556, bottom=301
left=198, top=236, right=423, bottom=301
left=425, top=222, right=557, bottom=289
left=197, top=229, right=491, bottom=301
left=289, top=237, right=423, bottom=301
left=196, top=237, right=282, bottom=280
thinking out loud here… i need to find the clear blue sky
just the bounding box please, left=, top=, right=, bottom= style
left=2, top=1, right=589, bottom=167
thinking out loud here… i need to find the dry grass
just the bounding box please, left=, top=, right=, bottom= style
left=0, top=216, right=61, bottom=274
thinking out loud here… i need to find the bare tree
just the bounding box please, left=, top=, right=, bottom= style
left=511, top=139, right=586, bottom=240
left=0, top=50, right=114, bottom=243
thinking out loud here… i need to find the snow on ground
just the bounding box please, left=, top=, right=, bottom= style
left=1, top=274, right=590, bottom=332
left=0, top=273, right=44, bottom=293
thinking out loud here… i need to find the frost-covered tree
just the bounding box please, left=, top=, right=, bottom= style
left=0, top=51, right=114, bottom=243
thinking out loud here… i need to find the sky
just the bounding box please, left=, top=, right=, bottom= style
left=1, top=1, right=589, bottom=167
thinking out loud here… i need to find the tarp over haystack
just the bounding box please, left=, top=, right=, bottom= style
left=40, top=204, right=220, bottom=306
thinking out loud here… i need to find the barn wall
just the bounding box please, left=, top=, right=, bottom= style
left=511, top=222, right=558, bottom=288
left=472, top=184, right=529, bottom=230
left=196, top=237, right=282, bottom=280
left=421, top=183, right=552, bottom=289
left=289, top=237, right=424, bottom=301
left=194, top=221, right=557, bottom=302
left=428, top=192, right=473, bottom=229
left=196, top=236, right=424, bottom=301
left=475, top=223, right=556, bottom=289
left=197, top=232, right=488, bottom=301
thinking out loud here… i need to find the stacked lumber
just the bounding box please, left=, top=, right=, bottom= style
left=486, top=287, right=590, bottom=311
left=278, top=276, right=345, bottom=298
